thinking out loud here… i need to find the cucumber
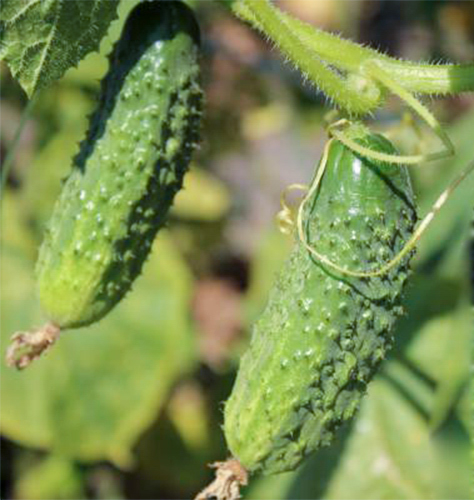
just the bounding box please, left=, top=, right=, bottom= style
left=223, top=124, right=417, bottom=474
left=36, top=1, right=202, bottom=329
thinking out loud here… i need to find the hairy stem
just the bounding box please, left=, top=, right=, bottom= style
left=234, top=0, right=474, bottom=110
left=278, top=12, right=474, bottom=95
left=233, top=0, right=383, bottom=115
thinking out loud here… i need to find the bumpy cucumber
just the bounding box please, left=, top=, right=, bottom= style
left=36, top=1, right=202, bottom=328
left=224, top=124, right=417, bottom=474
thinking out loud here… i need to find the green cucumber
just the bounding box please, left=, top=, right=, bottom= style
left=224, top=124, right=417, bottom=474
left=36, top=1, right=202, bottom=329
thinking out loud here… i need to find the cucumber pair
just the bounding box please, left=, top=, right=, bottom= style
left=7, top=0, right=419, bottom=481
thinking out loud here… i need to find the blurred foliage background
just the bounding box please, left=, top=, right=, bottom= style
left=1, top=1, right=474, bottom=499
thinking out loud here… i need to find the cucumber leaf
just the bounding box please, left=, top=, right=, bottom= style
left=0, top=0, right=119, bottom=96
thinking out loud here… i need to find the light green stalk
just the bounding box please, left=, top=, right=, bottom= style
left=234, top=0, right=474, bottom=115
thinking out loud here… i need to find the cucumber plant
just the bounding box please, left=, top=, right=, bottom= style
left=6, top=0, right=203, bottom=369
left=1, top=0, right=474, bottom=497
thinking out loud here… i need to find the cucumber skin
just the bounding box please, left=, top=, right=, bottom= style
left=224, top=126, right=417, bottom=475
left=36, top=1, right=202, bottom=328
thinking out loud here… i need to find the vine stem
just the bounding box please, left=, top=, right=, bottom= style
left=233, top=0, right=474, bottom=114
left=233, top=0, right=383, bottom=115
left=1, top=96, right=36, bottom=196
left=271, top=9, right=474, bottom=95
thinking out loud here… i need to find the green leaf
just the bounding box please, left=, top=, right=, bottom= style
left=405, top=302, right=471, bottom=428
left=59, top=0, right=142, bottom=88
left=1, top=209, right=197, bottom=466
left=390, top=270, right=471, bottom=430
left=324, top=374, right=470, bottom=500
left=0, top=0, right=119, bottom=97
left=324, top=379, right=434, bottom=499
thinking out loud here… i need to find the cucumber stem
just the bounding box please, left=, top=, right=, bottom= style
left=234, top=0, right=383, bottom=115
left=5, top=322, right=60, bottom=370
left=233, top=0, right=474, bottom=114
left=195, top=459, right=248, bottom=500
